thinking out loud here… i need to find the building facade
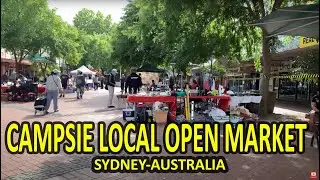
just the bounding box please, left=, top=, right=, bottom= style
left=226, top=36, right=319, bottom=102
left=1, top=49, right=32, bottom=76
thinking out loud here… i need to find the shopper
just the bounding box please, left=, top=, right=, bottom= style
left=310, top=89, right=319, bottom=147
left=100, top=75, right=105, bottom=89
left=138, top=73, right=142, bottom=92
left=149, top=80, right=157, bottom=91
left=107, top=69, right=117, bottom=108
left=60, top=72, right=69, bottom=98
left=93, top=75, right=99, bottom=90
left=45, top=69, right=62, bottom=114
left=126, top=67, right=142, bottom=94
left=120, top=74, right=126, bottom=94
left=76, top=71, right=86, bottom=99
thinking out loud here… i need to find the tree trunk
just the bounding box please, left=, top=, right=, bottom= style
left=261, top=30, right=272, bottom=116
left=40, top=63, right=48, bottom=78
left=13, top=51, right=20, bottom=73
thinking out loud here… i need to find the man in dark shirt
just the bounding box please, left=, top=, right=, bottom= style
left=76, top=71, right=86, bottom=99
left=126, top=68, right=142, bottom=94
left=60, top=73, right=69, bottom=98
left=100, top=75, right=105, bottom=89
left=169, top=76, right=174, bottom=90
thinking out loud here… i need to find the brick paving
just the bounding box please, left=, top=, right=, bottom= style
left=1, top=88, right=319, bottom=180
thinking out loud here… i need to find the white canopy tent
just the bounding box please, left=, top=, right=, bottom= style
left=70, top=65, right=96, bottom=75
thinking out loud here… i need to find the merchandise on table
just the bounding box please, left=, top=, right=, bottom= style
left=122, top=109, right=135, bottom=121
left=176, top=115, right=186, bottom=122
left=213, top=116, right=230, bottom=123
left=230, top=96, right=262, bottom=107
left=208, top=107, right=226, bottom=117
left=229, top=115, right=242, bottom=124
left=153, top=101, right=169, bottom=123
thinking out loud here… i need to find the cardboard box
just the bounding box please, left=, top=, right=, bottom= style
left=154, top=110, right=168, bottom=123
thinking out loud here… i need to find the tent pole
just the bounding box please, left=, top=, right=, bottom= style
left=277, top=9, right=319, bottom=13
left=266, top=20, right=319, bottom=38
left=246, top=16, right=319, bottom=26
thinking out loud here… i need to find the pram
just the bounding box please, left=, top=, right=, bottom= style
left=34, top=85, right=47, bottom=115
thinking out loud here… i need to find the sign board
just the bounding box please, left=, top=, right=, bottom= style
left=271, top=61, right=292, bottom=72
left=299, top=37, right=319, bottom=48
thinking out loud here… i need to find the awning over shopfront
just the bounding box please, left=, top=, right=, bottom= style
left=251, top=3, right=319, bottom=38
left=228, top=73, right=319, bottom=81
left=1, top=58, right=32, bottom=65
left=26, top=54, right=53, bottom=63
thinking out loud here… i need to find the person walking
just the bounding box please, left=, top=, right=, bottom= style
left=45, top=69, right=62, bottom=114
left=100, top=75, right=105, bottom=89
left=138, top=73, right=142, bottom=92
left=120, top=74, right=126, bottom=94
left=107, top=69, right=117, bottom=108
left=60, top=72, right=69, bottom=98
left=76, top=71, right=86, bottom=99
left=126, top=67, right=142, bottom=94
left=93, top=75, right=99, bottom=90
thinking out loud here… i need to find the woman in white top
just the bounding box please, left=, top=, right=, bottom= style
left=45, top=69, right=62, bottom=114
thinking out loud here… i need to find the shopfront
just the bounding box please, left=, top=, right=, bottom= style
left=1, top=58, right=32, bottom=76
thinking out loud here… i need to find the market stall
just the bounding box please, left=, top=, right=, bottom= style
left=70, top=65, right=96, bottom=75
left=126, top=94, right=177, bottom=123
left=1, top=82, right=46, bottom=102
left=189, top=95, right=231, bottom=112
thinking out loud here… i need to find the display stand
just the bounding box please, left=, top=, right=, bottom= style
left=127, top=95, right=177, bottom=122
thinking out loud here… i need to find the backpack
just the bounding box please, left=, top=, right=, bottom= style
left=76, top=76, right=83, bottom=85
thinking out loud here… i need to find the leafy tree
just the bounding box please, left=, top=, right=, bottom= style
left=78, top=33, right=113, bottom=69
left=1, top=0, right=50, bottom=72
left=111, top=1, right=167, bottom=70
left=1, top=0, right=83, bottom=74
left=293, top=49, right=319, bottom=74
left=137, top=0, right=312, bottom=115
left=73, top=8, right=112, bottom=35
left=215, top=0, right=312, bottom=114
left=73, top=8, right=114, bottom=70
left=200, top=62, right=227, bottom=77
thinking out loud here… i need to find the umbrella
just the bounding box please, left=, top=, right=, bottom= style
left=137, top=63, right=165, bottom=73
left=250, top=3, right=319, bottom=38
left=26, top=54, right=53, bottom=63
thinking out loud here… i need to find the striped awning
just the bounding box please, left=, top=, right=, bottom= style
left=273, top=74, right=319, bottom=79
left=227, top=74, right=319, bottom=81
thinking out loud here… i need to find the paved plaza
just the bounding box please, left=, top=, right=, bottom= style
left=1, top=88, right=319, bottom=180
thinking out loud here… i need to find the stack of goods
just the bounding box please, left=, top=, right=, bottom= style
left=208, top=107, right=229, bottom=123
left=189, top=89, right=198, bottom=96
left=153, top=101, right=169, bottom=123
left=176, top=115, right=186, bottom=123
left=230, top=106, right=243, bottom=124
left=238, top=106, right=259, bottom=121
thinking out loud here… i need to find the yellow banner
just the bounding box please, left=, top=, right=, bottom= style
left=299, top=37, right=319, bottom=48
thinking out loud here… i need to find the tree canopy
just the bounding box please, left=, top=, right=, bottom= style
left=2, top=0, right=316, bottom=114
left=1, top=0, right=83, bottom=72
left=73, top=8, right=114, bottom=70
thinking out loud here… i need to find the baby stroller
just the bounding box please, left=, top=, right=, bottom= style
left=34, top=85, right=47, bottom=115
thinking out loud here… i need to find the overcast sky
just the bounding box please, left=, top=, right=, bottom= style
left=47, top=0, right=129, bottom=24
